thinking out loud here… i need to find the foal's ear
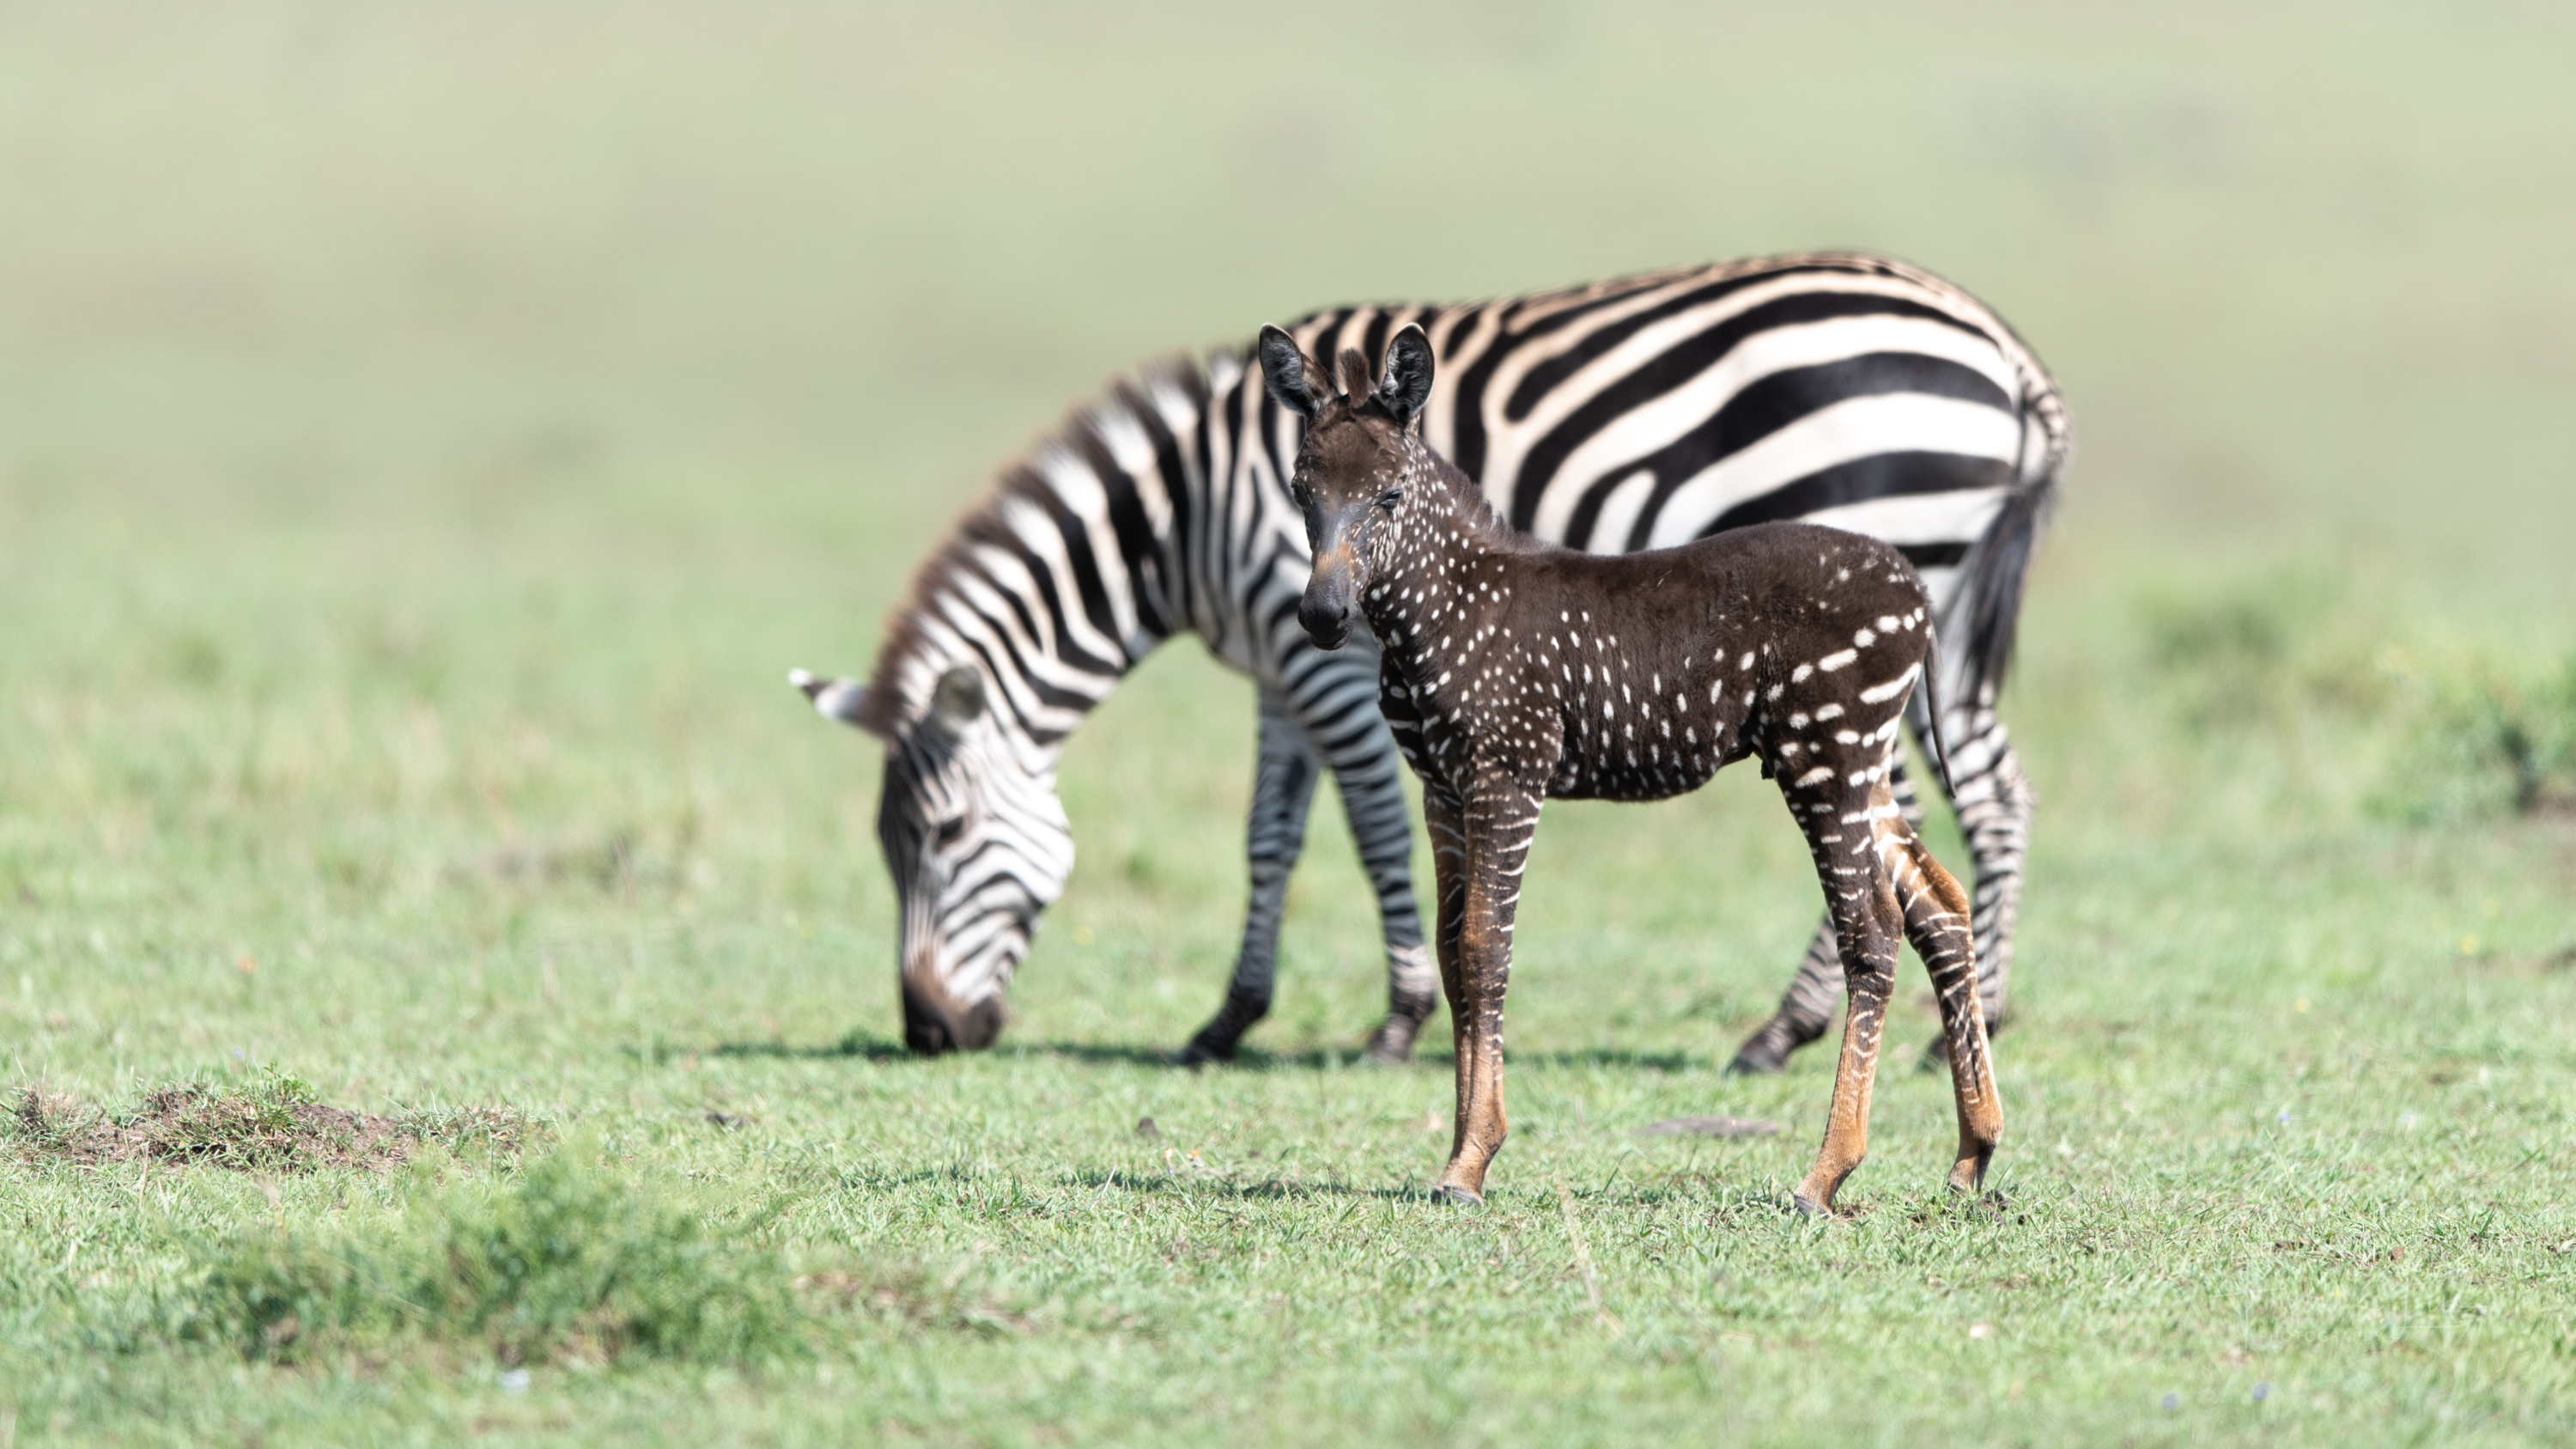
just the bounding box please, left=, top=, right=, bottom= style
left=1257, top=324, right=1324, bottom=420
left=1378, top=324, right=1434, bottom=430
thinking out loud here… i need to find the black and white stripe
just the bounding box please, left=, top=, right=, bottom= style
left=802, top=253, right=2064, bottom=1065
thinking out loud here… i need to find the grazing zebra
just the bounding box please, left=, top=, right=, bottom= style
left=796, top=253, right=2065, bottom=1064
left=1261, top=323, right=1999, bottom=1210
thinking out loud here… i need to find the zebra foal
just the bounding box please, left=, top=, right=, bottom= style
left=1263, top=324, right=2001, bottom=1211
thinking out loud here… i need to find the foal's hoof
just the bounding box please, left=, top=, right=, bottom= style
left=1790, top=1192, right=1832, bottom=1218
left=1946, top=1160, right=1996, bottom=1196
left=1430, top=1184, right=1485, bottom=1208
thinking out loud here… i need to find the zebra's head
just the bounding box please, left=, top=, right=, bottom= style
left=792, top=662, right=1073, bottom=1054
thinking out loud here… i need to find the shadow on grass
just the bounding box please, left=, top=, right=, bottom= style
left=1015, top=1040, right=1391, bottom=1072
left=691, top=1036, right=1716, bottom=1075
left=1018, top=1042, right=1728, bottom=1073
left=1510, top=1048, right=1705, bottom=1073
left=703, top=1030, right=913, bottom=1063
left=827, top=1162, right=1425, bottom=1205
left=697, top=1035, right=1203, bottom=1068
left=1057, top=1168, right=1431, bottom=1202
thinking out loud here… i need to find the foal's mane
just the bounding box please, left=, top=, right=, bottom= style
left=1326, top=347, right=1529, bottom=555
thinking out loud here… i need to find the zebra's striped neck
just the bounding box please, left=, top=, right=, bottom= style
left=861, top=356, right=1223, bottom=767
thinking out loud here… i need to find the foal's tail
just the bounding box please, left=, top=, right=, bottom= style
left=1917, top=626, right=1959, bottom=803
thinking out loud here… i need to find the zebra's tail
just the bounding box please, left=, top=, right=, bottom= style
left=1948, top=382, right=2069, bottom=713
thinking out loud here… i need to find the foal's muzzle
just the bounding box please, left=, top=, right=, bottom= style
left=1299, top=580, right=1352, bottom=650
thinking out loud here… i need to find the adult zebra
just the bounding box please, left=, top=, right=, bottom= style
left=797, top=253, right=2066, bottom=1069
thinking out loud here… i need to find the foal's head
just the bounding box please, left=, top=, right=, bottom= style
left=1258, top=323, right=1437, bottom=650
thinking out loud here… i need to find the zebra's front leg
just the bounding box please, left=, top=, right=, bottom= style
left=1333, top=742, right=1434, bottom=1064
left=1293, top=660, right=1437, bottom=1063
left=1178, top=685, right=1321, bottom=1065
left=1431, top=776, right=1538, bottom=1207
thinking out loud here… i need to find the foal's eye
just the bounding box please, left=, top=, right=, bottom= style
left=1376, top=490, right=1403, bottom=512
left=1288, top=481, right=1313, bottom=508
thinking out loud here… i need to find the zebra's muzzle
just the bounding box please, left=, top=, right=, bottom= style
left=900, top=970, right=1005, bottom=1054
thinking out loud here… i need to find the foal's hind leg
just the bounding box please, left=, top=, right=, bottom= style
left=1886, top=819, right=2002, bottom=1191
left=1786, top=787, right=1905, bottom=1216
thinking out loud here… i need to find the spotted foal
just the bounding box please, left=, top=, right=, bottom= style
left=1260, top=323, right=2002, bottom=1214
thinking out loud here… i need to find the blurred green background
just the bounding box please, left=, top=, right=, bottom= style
left=6, top=0, right=2569, bottom=1057
left=3, top=5, right=2573, bottom=1440
left=9, top=0, right=2573, bottom=586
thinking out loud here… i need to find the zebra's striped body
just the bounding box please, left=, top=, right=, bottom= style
left=803, top=253, right=2064, bottom=1064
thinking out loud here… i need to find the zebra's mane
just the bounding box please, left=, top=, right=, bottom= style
left=858, top=351, right=1217, bottom=739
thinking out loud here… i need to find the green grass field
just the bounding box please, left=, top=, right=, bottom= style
left=4, top=3, right=2573, bottom=1443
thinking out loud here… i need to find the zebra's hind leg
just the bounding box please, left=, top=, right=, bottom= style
left=1725, top=919, right=1840, bottom=1075
left=1913, top=700, right=2033, bottom=1072
left=1952, top=705, right=2033, bottom=1036
left=1178, top=686, right=1321, bottom=1065
left=1728, top=762, right=1929, bottom=1075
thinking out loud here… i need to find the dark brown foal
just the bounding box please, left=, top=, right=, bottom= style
left=1260, top=322, right=2002, bottom=1215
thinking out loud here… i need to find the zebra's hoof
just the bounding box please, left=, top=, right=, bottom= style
left=1725, top=1043, right=1787, bottom=1076
left=1170, top=1038, right=1234, bottom=1068
left=1172, top=1021, right=1247, bottom=1068
left=1429, top=1183, right=1485, bottom=1208
left=1361, top=1023, right=1419, bottom=1066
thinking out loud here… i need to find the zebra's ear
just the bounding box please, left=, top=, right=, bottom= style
left=925, top=664, right=987, bottom=737
left=1258, top=324, right=1324, bottom=420
left=792, top=667, right=888, bottom=739
left=1378, top=324, right=1433, bottom=430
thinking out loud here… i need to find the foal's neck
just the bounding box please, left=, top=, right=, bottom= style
left=1364, top=437, right=1521, bottom=644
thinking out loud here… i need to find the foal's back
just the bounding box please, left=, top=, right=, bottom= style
left=1412, top=520, right=1931, bottom=805
left=1541, top=521, right=1932, bottom=673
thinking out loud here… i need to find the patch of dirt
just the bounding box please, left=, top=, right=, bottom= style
left=793, top=1268, right=1036, bottom=1335
left=1909, top=1190, right=2023, bottom=1226
left=10, top=1086, right=531, bottom=1173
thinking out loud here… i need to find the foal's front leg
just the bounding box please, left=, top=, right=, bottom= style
left=1421, top=786, right=1472, bottom=1187
left=1432, top=773, right=1542, bottom=1205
